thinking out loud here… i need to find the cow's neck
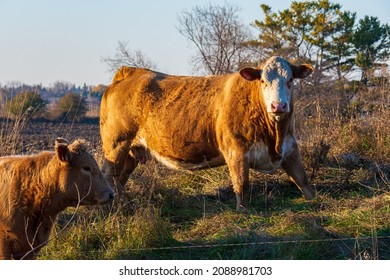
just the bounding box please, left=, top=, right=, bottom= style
left=268, top=115, right=291, bottom=161
left=249, top=87, right=293, bottom=161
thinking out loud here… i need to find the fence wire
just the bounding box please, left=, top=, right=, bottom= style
left=40, top=234, right=390, bottom=258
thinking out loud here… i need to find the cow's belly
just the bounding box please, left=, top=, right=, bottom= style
left=246, top=136, right=295, bottom=173
left=134, top=135, right=296, bottom=173
left=135, top=137, right=225, bottom=171
left=151, top=151, right=225, bottom=170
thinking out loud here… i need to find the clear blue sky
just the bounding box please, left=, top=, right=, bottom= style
left=0, top=0, right=389, bottom=87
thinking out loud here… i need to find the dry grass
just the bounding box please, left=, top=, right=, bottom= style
left=0, top=112, right=31, bottom=156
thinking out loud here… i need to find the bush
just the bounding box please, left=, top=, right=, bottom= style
left=4, top=91, right=47, bottom=119
left=51, top=92, right=88, bottom=122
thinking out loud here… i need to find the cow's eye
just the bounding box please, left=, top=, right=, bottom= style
left=83, top=166, right=91, bottom=172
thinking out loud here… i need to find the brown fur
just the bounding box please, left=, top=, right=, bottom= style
left=0, top=138, right=114, bottom=259
left=100, top=56, right=316, bottom=210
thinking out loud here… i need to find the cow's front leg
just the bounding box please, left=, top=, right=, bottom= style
left=224, top=150, right=250, bottom=211
left=282, top=141, right=316, bottom=200
left=102, top=139, right=136, bottom=197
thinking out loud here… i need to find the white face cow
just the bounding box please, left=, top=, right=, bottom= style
left=240, top=56, right=313, bottom=122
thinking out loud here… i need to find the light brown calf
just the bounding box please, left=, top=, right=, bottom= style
left=0, top=138, right=114, bottom=259
left=100, top=56, right=316, bottom=210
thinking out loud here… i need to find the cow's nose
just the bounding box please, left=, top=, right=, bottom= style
left=271, top=102, right=287, bottom=113
left=109, top=192, right=115, bottom=200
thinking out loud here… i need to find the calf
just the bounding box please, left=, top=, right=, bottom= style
left=0, top=138, right=114, bottom=259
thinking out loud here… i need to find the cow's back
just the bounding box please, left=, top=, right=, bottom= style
left=101, top=67, right=228, bottom=123
left=101, top=68, right=234, bottom=166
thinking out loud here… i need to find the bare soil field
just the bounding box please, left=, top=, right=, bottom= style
left=0, top=118, right=102, bottom=155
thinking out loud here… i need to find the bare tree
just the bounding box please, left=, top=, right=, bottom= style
left=177, top=3, right=253, bottom=75
left=101, top=40, right=158, bottom=73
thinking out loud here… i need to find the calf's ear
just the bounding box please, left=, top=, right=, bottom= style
left=55, top=138, right=72, bottom=165
left=239, top=68, right=262, bottom=81
left=56, top=137, right=69, bottom=145
left=292, top=63, right=314, bottom=79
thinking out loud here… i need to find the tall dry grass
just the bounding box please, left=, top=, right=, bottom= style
left=295, top=78, right=390, bottom=172
left=0, top=109, right=31, bottom=156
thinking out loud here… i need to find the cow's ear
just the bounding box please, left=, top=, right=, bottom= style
left=292, top=63, right=314, bottom=79
left=239, top=68, right=261, bottom=81
left=55, top=138, right=72, bottom=165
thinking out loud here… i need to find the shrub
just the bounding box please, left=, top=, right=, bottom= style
left=4, top=91, right=47, bottom=119
left=51, top=92, right=88, bottom=122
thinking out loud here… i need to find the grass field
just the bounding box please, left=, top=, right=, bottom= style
left=1, top=80, right=389, bottom=260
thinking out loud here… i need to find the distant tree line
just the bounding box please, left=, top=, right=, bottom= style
left=0, top=82, right=107, bottom=121
left=2, top=92, right=87, bottom=122
left=0, top=81, right=106, bottom=100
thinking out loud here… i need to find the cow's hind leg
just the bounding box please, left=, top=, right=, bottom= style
left=282, top=142, right=316, bottom=200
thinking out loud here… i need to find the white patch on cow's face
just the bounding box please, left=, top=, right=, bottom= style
left=260, top=57, right=293, bottom=121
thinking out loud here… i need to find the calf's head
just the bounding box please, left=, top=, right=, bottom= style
left=239, top=56, right=313, bottom=122
left=55, top=138, right=114, bottom=206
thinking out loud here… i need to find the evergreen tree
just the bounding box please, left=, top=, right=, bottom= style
left=325, top=10, right=356, bottom=80
left=252, top=0, right=357, bottom=83
left=352, top=16, right=390, bottom=81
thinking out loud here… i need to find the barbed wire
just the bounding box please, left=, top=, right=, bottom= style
left=124, top=235, right=390, bottom=252
left=40, top=234, right=390, bottom=258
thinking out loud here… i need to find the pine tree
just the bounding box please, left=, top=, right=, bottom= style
left=352, top=16, right=390, bottom=81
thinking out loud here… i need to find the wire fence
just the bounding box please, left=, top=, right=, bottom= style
left=39, top=234, right=390, bottom=259
left=123, top=235, right=390, bottom=252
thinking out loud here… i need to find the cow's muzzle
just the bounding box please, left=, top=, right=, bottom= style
left=270, top=102, right=288, bottom=122
left=271, top=102, right=287, bottom=113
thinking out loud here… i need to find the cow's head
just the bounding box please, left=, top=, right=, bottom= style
left=239, top=56, right=313, bottom=122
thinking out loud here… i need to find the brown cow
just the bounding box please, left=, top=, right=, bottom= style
left=100, top=56, right=316, bottom=210
left=0, top=138, right=114, bottom=259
